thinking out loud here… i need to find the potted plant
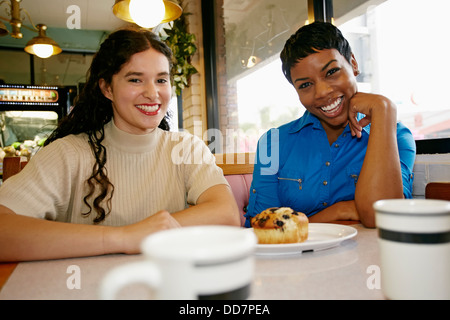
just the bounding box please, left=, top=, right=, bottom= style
left=160, top=13, right=198, bottom=96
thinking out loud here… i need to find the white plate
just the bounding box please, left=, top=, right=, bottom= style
left=251, top=223, right=358, bottom=256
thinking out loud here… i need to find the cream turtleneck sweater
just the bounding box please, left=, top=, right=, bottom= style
left=0, top=121, right=228, bottom=226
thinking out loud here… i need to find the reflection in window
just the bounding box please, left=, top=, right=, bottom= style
left=221, top=0, right=450, bottom=153
left=339, top=0, right=450, bottom=140
left=221, top=0, right=307, bottom=152
left=0, top=110, right=58, bottom=147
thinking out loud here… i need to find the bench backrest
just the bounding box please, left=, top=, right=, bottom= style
left=215, top=153, right=255, bottom=226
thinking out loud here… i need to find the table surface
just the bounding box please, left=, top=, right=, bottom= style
left=0, top=224, right=385, bottom=300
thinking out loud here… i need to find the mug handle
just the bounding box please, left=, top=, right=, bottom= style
left=99, top=261, right=161, bottom=300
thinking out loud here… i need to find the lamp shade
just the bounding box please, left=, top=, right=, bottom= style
left=113, top=0, right=182, bottom=27
left=160, top=0, right=182, bottom=24
left=24, top=24, right=62, bottom=58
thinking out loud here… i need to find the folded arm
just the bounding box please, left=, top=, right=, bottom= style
left=172, top=184, right=240, bottom=227
left=348, top=93, right=404, bottom=227
left=307, top=200, right=359, bottom=223
left=0, top=205, right=178, bottom=262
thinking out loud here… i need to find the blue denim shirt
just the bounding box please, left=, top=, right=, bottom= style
left=244, top=111, right=416, bottom=227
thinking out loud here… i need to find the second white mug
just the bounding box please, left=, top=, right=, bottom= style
left=374, top=199, right=450, bottom=300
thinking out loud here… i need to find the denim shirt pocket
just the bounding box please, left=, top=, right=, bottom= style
left=277, top=176, right=304, bottom=190
left=277, top=170, right=305, bottom=205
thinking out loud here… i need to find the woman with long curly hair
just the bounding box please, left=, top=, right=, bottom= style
left=0, top=28, right=240, bottom=261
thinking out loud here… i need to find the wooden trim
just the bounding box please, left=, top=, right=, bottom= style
left=2, top=156, right=28, bottom=181
left=425, top=182, right=450, bottom=200
left=215, top=153, right=255, bottom=175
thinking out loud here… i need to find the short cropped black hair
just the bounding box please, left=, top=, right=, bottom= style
left=280, top=22, right=352, bottom=84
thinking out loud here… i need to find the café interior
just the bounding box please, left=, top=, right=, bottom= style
left=1, top=0, right=449, bottom=148
left=0, top=0, right=449, bottom=301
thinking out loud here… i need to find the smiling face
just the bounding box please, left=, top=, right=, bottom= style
left=100, top=48, right=172, bottom=135
left=290, top=49, right=359, bottom=138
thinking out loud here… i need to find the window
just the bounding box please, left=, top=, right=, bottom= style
left=0, top=48, right=94, bottom=86
left=338, top=0, right=450, bottom=141
left=215, top=0, right=450, bottom=153
left=216, top=0, right=309, bottom=153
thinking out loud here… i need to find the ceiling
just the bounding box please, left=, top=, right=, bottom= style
left=0, top=0, right=376, bottom=86
left=221, top=0, right=377, bottom=79
left=0, top=0, right=373, bottom=52
left=16, top=0, right=125, bottom=30
left=0, top=0, right=130, bottom=53
left=0, top=0, right=136, bottom=86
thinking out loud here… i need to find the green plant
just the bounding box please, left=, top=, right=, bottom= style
left=160, top=13, right=198, bottom=96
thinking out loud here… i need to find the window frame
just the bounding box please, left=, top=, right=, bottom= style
left=201, top=0, right=220, bottom=133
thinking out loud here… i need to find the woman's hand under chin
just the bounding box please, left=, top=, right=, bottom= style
left=348, top=92, right=397, bottom=138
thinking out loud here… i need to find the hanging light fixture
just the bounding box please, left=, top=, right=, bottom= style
left=0, top=0, right=62, bottom=58
left=113, top=0, right=182, bottom=28
left=24, top=24, right=62, bottom=59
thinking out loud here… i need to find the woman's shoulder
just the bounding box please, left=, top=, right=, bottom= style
left=261, top=112, right=313, bottom=139
left=396, top=121, right=416, bottom=152
left=161, top=128, right=197, bottom=138
left=257, top=114, right=310, bottom=148
left=37, top=133, right=90, bottom=159
left=15, top=133, right=90, bottom=182
left=47, top=133, right=88, bottom=148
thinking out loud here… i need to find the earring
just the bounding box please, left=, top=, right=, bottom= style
left=355, top=70, right=361, bottom=76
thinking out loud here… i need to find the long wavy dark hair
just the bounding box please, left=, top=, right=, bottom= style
left=44, top=28, right=174, bottom=223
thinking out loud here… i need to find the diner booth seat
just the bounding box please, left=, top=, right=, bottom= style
left=215, top=153, right=254, bottom=226
left=2, top=156, right=28, bottom=182
left=425, top=182, right=450, bottom=200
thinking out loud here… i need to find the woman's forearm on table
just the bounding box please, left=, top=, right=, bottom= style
left=0, top=206, right=122, bottom=262
left=355, top=100, right=403, bottom=227
left=172, top=184, right=241, bottom=227
left=308, top=200, right=359, bottom=223
left=0, top=185, right=240, bottom=261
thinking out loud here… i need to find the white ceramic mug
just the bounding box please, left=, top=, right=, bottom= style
left=374, top=199, right=450, bottom=300
left=99, top=225, right=257, bottom=300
